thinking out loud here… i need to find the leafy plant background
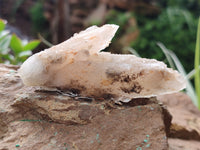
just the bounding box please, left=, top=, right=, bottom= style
left=105, top=7, right=198, bottom=73
left=0, top=19, right=40, bottom=65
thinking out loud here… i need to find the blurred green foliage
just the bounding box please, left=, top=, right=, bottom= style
left=0, top=19, right=40, bottom=65
left=11, top=0, right=48, bottom=37
left=29, top=0, right=49, bottom=38
left=29, top=0, right=48, bottom=35
left=133, top=7, right=197, bottom=72
left=105, top=3, right=199, bottom=72
left=160, top=0, right=200, bottom=16
left=106, top=10, right=133, bottom=40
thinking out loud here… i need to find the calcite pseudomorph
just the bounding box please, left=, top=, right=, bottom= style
left=18, top=24, right=185, bottom=102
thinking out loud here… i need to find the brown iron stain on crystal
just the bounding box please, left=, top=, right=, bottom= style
left=121, top=82, right=143, bottom=94
left=106, top=70, right=145, bottom=84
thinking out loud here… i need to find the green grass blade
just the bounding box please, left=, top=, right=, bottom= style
left=186, top=65, right=200, bottom=80
left=157, top=42, right=176, bottom=69
left=38, top=34, right=53, bottom=47
left=157, top=42, right=198, bottom=106
left=194, top=17, right=200, bottom=109
left=126, top=47, right=140, bottom=57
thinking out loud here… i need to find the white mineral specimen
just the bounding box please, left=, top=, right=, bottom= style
left=18, top=24, right=186, bottom=102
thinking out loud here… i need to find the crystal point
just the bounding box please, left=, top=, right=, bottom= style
left=18, top=24, right=186, bottom=102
